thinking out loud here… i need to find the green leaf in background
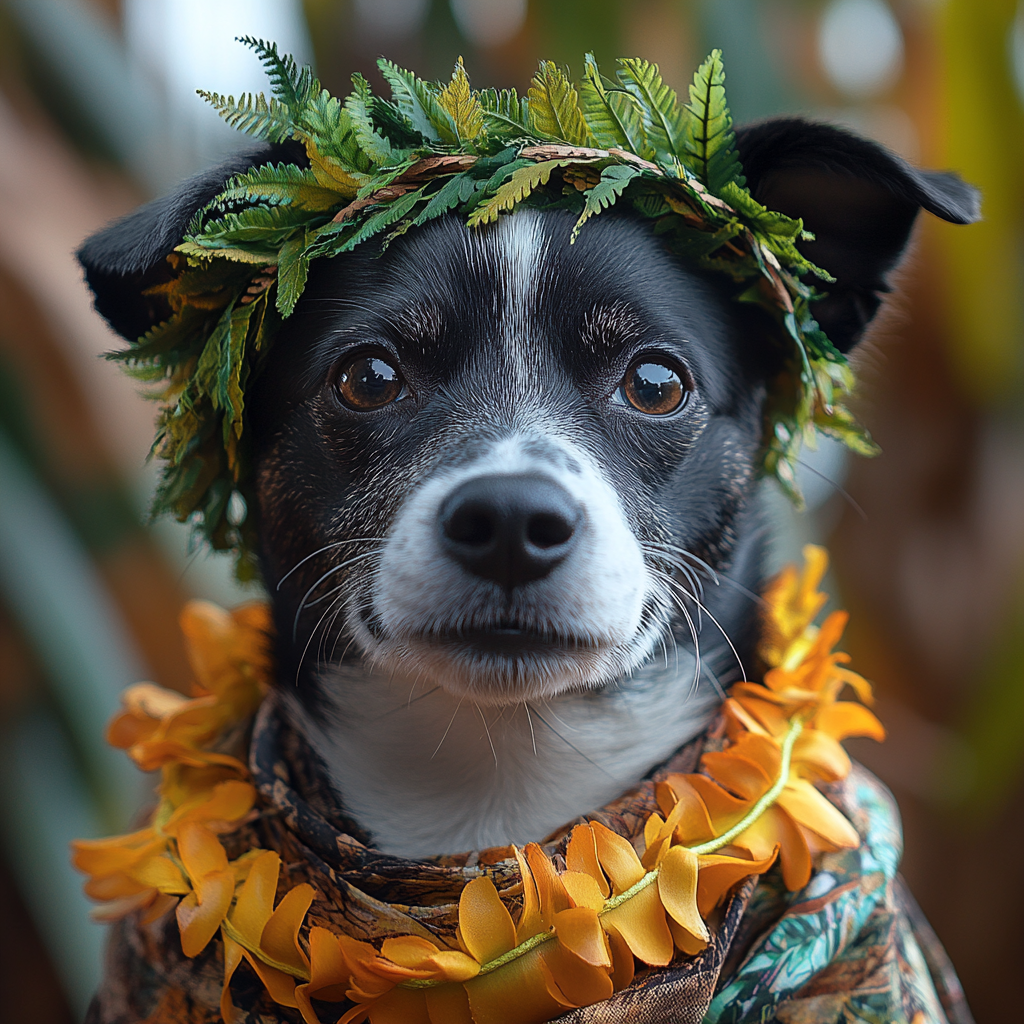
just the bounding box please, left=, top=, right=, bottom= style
left=378, top=59, right=457, bottom=145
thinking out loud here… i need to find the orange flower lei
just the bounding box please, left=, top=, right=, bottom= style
left=72, top=546, right=885, bottom=1024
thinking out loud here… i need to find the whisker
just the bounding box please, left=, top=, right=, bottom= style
left=277, top=537, right=387, bottom=589
left=532, top=707, right=613, bottom=778
left=293, top=550, right=383, bottom=640
left=477, top=706, right=498, bottom=769
left=432, top=697, right=464, bottom=759
left=795, top=456, right=868, bottom=522
left=524, top=702, right=538, bottom=756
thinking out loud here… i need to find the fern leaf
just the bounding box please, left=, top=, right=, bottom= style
left=467, top=159, right=573, bottom=227
left=478, top=87, right=531, bottom=135
left=528, top=62, right=592, bottom=146
left=437, top=57, right=484, bottom=142
left=196, top=206, right=313, bottom=249
left=224, top=302, right=255, bottom=436
left=570, top=164, right=640, bottom=242
left=679, top=50, right=744, bottom=192
left=345, top=74, right=393, bottom=164
left=276, top=234, right=309, bottom=317
left=217, top=163, right=346, bottom=211
left=579, top=54, right=647, bottom=155
left=197, top=90, right=293, bottom=143
left=237, top=36, right=319, bottom=113
left=304, top=138, right=369, bottom=198
left=412, top=173, right=480, bottom=227
left=175, top=241, right=275, bottom=265
left=378, top=60, right=458, bottom=145
left=615, top=58, right=686, bottom=163
left=335, top=187, right=428, bottom=253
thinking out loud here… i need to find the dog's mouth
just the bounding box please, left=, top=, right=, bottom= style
left=417, top=620, right=602, bottom=657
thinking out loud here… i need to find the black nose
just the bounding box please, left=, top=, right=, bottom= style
left=439, top=474, right=581, bottom=590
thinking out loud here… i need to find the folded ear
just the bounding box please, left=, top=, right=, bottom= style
left=735, top=118, right=980, bottom=352
left=77, top=140, right=305, bottom=342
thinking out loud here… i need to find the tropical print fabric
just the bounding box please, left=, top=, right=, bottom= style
left=84, top=694, right=971, bottom=1024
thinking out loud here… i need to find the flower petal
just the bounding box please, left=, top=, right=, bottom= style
left=229, top=849, right=280, bottom=947
left=655, top=777, right=715, bottom=845
left=733, top=805, right=811, bottom=891
left=792, top=729, right=851, bottom=783
left=131, top=854, right=190, bottom=894
left=560, top=870, right=606, bottom=912
left=221, top=934, right=245, bottom=1024
left=696, top=850, right=776, bottom=917
left=603, top=923, right=635, bottom=992
left=601, top=880, right=673, bottom=966
left=814, top=701, right=885, bottom=742
left=514, top=846, right=543, bottom=941
left=777, top=778, right=860, bottom=849
left=260, top=882, right=315, bottom=974
left=367, top=986, right=431, bottom=1024
left=553, top=907, right=611, bottom=968
left=657, top=846, right=709, bottom=943
left=426, top=983, right=475, bottom=1024
left=458, top=875, right=516, bottom=964
left=668, top=916, right=707, bottom=956
left=243, top=951, right=300, bottom=1008
left=164, top=780, right=255, bottom=833
left=591, top=822, right=645, bottom=895
left=700, top=751, right=772, bottom=802
left=524, top=843, right=571, bottom=923
left=296, top=927, right=351, bottom=1019
left=565, top=825, right=609, bottom=898
left=543, top=940, right=614, bottom=1007
left=177, top=822, right=228, bottom=883
left=465, top=946, right=570, bottom=1024
left=177, top=867, right=234, bottom=956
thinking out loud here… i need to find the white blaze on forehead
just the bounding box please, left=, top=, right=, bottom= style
left=494, top=212, right=549, bottom=371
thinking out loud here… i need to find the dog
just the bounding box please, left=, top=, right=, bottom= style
left=79, top=118, right=978, bottom=863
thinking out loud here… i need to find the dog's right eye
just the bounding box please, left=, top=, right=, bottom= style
left=334, top=353, right=406, bottom=411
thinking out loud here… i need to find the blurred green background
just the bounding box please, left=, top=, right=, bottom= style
left=0, top=1, right=1020, bottom=1020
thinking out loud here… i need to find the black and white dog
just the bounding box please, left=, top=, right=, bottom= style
left=80, top=120, right=978, bottom=859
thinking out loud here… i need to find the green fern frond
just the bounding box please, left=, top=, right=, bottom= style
left=478, top=87, right=531, bottom=134
left=276, top=233, right=309, bottom=316
left=579, top=54, right=647, bottom=155
left=335, top=186, right=428, bottom=253
left=237, top=36, right=319, bottom=113
left=571, top=164, right=640, bottom=242
left=195, top=205, right=313, bottom=250
left=615, top=58, right=686, bottom=164
left=679, top=50, right=744, bottom=192
left=197, top=90, right=293, bottom=143
left=345, top=74, right=393, bottom=164
left=467, top=159, right=573, bottom=227
left=412, top=173, right=481, bottom=227
left=528, top=62, right=592, bottom=146
left=378, top=59, right=458, bottom=145
left=217, top=163, right=346, bottom=211
left=437, top=58, right=484, bottom=142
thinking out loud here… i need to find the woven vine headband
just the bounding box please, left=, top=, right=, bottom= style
left=105, top=39, right=879, bottom=578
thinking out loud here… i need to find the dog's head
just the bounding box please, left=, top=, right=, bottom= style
left=80, top=120, right=978, bottom=712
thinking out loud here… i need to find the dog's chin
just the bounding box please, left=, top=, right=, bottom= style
left=353, top=622, right=651, bottom=705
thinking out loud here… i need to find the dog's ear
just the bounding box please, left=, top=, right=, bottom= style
left=78, top=141, right=306, bottom=342
left=735, top=118, right=980, bottom=352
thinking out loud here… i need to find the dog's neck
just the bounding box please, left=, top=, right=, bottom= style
left=284, top=650, right=730, bottom=859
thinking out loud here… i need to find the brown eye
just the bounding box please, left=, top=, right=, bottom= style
left=621, top=359, right=689, bottom=415
left=336, top=354, right=405, bottom=410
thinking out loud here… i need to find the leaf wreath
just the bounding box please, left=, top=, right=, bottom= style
left=110, top=40, right=876, bottom=580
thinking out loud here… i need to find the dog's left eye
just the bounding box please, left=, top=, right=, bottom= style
left=616, top=358, right=691, bottom=415
left=335, top=353, right=406, bottom=411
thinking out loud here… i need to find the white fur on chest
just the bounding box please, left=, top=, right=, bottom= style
left=285, top=656, right=718, bottom=858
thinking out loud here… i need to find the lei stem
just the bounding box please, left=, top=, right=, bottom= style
left=403, top=716, right=805, bottom=989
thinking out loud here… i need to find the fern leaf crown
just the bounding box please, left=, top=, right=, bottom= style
left=111, top=39, right=869, bottom=576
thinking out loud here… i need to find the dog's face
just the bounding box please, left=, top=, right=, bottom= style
left=79, top=117, right=978, bottom=724
left=252, top=210, right=767, bottom=706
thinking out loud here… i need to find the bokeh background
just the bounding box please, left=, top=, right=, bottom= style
left=0, top=0, right=1020, bottom=1020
